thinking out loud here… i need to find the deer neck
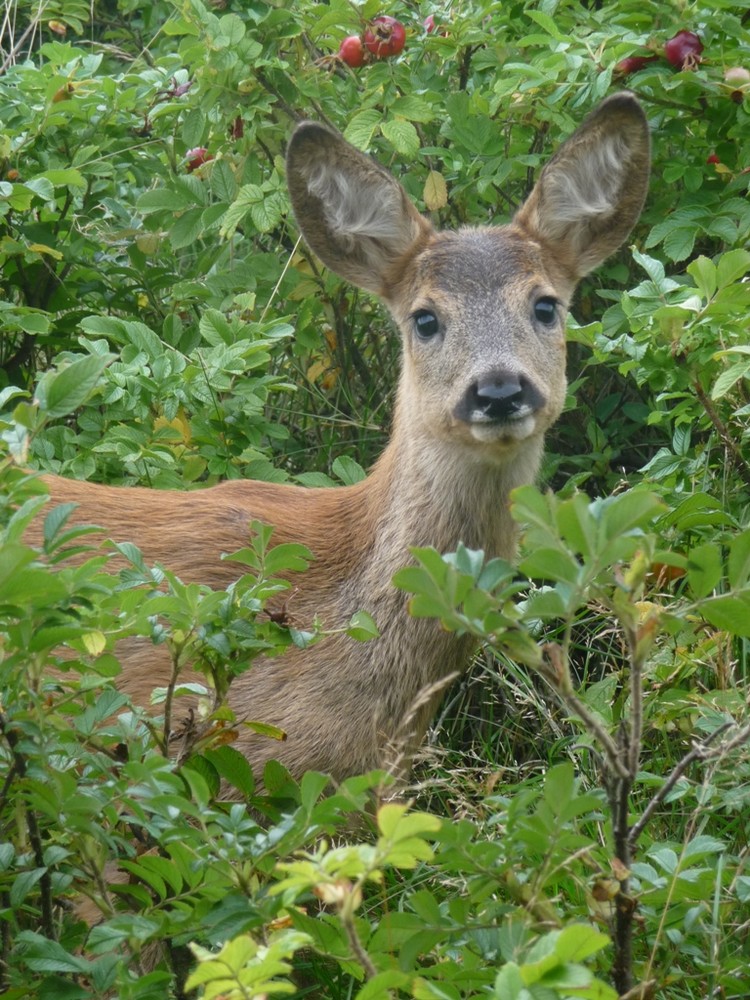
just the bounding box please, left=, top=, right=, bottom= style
left=362, top=405, right=544, bottom=575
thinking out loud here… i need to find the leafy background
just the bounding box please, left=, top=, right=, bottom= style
left=1, top=0, right=749, bottom=997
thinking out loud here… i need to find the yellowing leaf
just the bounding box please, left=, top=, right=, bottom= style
left=423, top=170, right=448, bottom=211
left=306, top=359, right=326, bottom=383
left=28, top=243, right=63, bottom=260
left=82, top=630, right=106, bottom=657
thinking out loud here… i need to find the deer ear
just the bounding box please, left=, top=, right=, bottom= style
left=514, top=92, right=650, bottom=277
left=286, top=122, right=432, bottom=294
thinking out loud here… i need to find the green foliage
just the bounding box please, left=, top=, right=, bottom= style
left=1, top=0, right=750, bottom=996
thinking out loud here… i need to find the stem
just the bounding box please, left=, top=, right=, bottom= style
left=625, top=627, right=643, bottom=781
left=693, top=379, right=750, bottom=491
left=629, top=721, right=734, bottom=848
left=610, top=767, right=635, bottom=996
left=0, top=713, right=55, bottom=938
left=340, top=906, right=377, bottom=981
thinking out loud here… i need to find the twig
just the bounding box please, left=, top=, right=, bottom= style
left=0, top=712, right=55, bottom=937
left=628, top=721, right=735, bottom=848
left=541, top=646, right=630, bottom=780
left=626, top=624, right=643, bottom=780
left=693, top=379, right=750, bottom=491
left=341, top=906, right=378, bottom=981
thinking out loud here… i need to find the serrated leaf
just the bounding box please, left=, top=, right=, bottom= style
left=170, top=205, right=205, bottom=249
left=251, top=192, right=285, bottom=233
left=716, top=248, right=750, bottom=289
left=687, top=255, right=717, bottom=300
left=137, top=185, right=199, bottom=214
left=41, top=168, right=86, bottom=189
left=343, top=110, right=381, bottom=150
left=200, top=309, right=234, bottom=346
left=662, top=226, right=696, bottom=263
left=332, top=455, right=366, bottom=485
left=381, top=119, right=420, bottom=157
left=711, top=360, right=750, bottom=400
left=205, top=745, right=256, bottom=796
left=389, top=94, right=435, bottom=123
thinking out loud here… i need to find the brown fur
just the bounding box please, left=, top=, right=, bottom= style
left=27, top=94, right=650, bottom=789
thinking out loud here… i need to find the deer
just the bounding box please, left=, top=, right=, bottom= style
left=30, top=92, right=650, bottom=791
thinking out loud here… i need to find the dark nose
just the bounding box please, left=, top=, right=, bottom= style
left=457, top=372, right=545, bottom=423
left=474, top=377, right=526, bottom=419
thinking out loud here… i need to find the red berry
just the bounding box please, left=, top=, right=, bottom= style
left=664, top=30, right=703, bottom=70
left=614, top=54, right=658, bottom=75
left=185, top=147, right=213, bottom=172
left=706, top=153, right=721, bottom=165
left=339, top=34, right=366, bottom=68
left=364, top=15, right=406, bottom=59
left=423, top=14, right=436, bottom=33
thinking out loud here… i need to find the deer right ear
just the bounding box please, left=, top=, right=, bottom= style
left=286, top=122, right=432, bottom=294
left=514, top=92, right=650, bottom=278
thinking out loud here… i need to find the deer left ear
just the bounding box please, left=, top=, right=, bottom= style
left=286, top=122, right=432, bottom=294
left=514, top=92, right=651, bottom=277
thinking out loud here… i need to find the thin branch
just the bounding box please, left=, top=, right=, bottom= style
left=341, top=907, right=378, bottom=981
left=0, top=712, right=55, bottom=937
left=628, top=721, right=735, bottom=848
left=693, top=379, right=750, bottom=491
left=627, top=625, right=644, bottom=780
left=541, top=647, right=630, bottom=780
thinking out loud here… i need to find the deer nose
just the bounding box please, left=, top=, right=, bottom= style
left=474, top=377, right=526, bottom=419
left=458, top=372, right=545, bottom=423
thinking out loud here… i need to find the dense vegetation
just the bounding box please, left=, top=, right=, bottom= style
left=1, top=0, right=749, bottom=997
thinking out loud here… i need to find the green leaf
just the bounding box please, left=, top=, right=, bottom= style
left=332, top=455, right=366, bottom=485
left=544, top=763, right=575, bottom=812
left=218, top=12, right=246, bottom=44
left=663, top=227, right=696, bottom=263
left=525, top=9, right=569, bottom=40
left=389, top=95, right=435, bottom=123
left=16, top=933, right=92, bottom=975
left=10, top=868, right=47, bottom=907
left=519, top=547, right=580, bottom=585
left=687, top=255, right=717, bottom=300
left=701, top=595, right=750, bottom=636
left=347, top=610, right=379, bottom=641
left=598, top=489, right=662, bottom=541
left=356, top=971, right=411, bottom=999
left=553, top=923, right=611, bottom=963
left=687, top=542, right=723, bottom=600
left=211, top=159, right=238, bottom=202
left=40, top=168, right=86, bottom=189
left=493, top=962, right=525, bottom=999
left=137, top=185, right=200, bottom=214
left=381, top=119, right=420, bottom=157
left=200, top=309, right=234, bottom=346
left=711, top=360, right=750, bottom=400
left=204, top=745, right=256, bottom=796
left=728, top=530, right=750, bottom=589
left=716, top=248, right=750, bottom=290
left=344, top=109, right=381, bottom=150
left=38, top=353, right=113, bottom=418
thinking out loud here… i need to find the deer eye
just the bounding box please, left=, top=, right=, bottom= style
left=533, top=297, right=558, bottom=326
left=413, top=309, right=440, bottom=340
